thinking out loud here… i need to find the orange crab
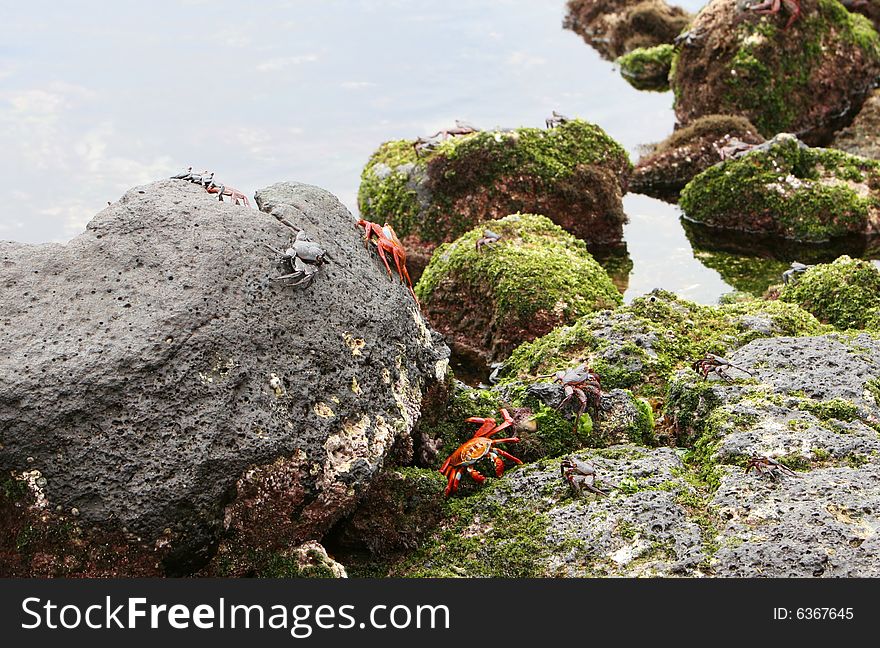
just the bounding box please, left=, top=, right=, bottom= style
left=357, top=219, right=416, bottom=301
left=439, top=408, right=522, bottom=496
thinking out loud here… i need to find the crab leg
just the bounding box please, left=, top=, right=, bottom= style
left=465, top=418, right=499, bottom=438
left=488, top=437, right=520, bottom=445
left=444, top=469, right=460, bottom=496
left=466, top=466, right=486, bottom=484
left=493, top=448, right=523, bottom=465
left=374, top=240, right=396, bottom=278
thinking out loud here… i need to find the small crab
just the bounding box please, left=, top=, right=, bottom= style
left=545, top=111, right=570, bottom=129
left=691, top=354, right=754, bottom=382
left=357, top=219, right=416, bottom=300
left=475, top=229, right=502, bottom=252
left=543, top=363, right=606, bottom=433
left=413, top=120, right=480, bottom=156
left=561, top=457, right=614, bottom=497
left=170, top=166, right=250, bottom=206
left=782, top=261, right=812, bottom=285
left=745, top=455, right=798, bottom=481
left=439, top=408, right=522, bottom=496
left=750, top=0, right=802, bottom=31
left=265, top=230, right=328, bottom=288
left=206, top=183, right=250, bottom=206
left=716, top=137, right=756, bottom=161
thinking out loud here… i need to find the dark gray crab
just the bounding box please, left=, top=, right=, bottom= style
left=265, top=230, right=328, bottom=288
left=744, top=455, right=798, bottom=482
left=782, top=261, right=812, bottom=285
left=413, top=120, right=481, bottom=156
left=475, top=229, right=502, bottom=252
left=538, top=363, right=608, bottom=433
left=561, top=457, right=615, bottom=497
left=691, top=353, right=754, bottom=382
left=545, top=110, right=570, bottom=129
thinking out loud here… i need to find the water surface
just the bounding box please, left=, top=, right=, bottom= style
left=0, top=0, right=851, bottom=305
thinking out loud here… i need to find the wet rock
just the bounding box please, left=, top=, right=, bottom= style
left=0, top=179, right=449, bottom=575
left=778, top=255, right=880, bottom=329
left=831, top=88, right=880, bottom=159
left=632, top=115, right=765, bottom=199
left=416, top=213, right=622, bottom=364
left=665, top=333, right=880, bottom=576
left=670, top=0, right=880, bottom=144
left=357, top=119, right=632, bottom=270
left=680, top=134, right=880, bottom=242
left=390, top=446, right=708, bottom=577
left=617, top=43, right=675, bottom=91
left=564, top=0, right=691, bottom=60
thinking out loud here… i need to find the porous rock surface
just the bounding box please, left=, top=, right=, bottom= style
left=667, top=334, right=880, bottom=576
left=0, top=179, right=448, bottom=575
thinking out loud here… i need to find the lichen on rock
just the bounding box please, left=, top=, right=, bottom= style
left=498, top=289, right=828, bottom=400
left=664, top=334, right=880, bottom=576
left=389, top=446, right=708, bottom=577
left=679, top=134, right=880, bottom=241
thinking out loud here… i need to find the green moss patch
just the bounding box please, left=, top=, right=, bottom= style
left=617, top=44, right=674, bottom=91
left=779, top=255, right=880, bottom=328
left=500, top=290, right=827, bottom=398
left=416, top=214, right=621, bottom=361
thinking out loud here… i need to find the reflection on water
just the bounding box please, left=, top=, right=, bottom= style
left=0, top=0, right=873, bottom=307
left=621, top=194, right=734, bottom=304
left=682, top=219, right=880, bottom=297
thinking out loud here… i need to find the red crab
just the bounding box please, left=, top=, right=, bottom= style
left=205, top=183, right=250, bottom=206
left=750, top=0, right=801, bottom=31
left=357, top=219, right=416, bottom=300
left=439, top=408, right=522, bottom=496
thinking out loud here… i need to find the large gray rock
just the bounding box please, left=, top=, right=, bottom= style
left=0, top=179, right=448, bottom=574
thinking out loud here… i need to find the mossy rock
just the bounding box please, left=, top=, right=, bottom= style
left=415, top=213, right=623, bottom=363
left=679, top=134, right=880, bottom=242
left=617, top=43, right=675, bottom=91
left=632, top=114, right=765, bottom=198
left=498, top=290, right=829, bottom=399
left=779, top=255, right=880, bottom=328
left=358, top=119, right=632, bottom=254
left=670, top=0, right=880, bottom=143
left=565, top=0, right=692, bottom=60
left=220, top=541, right=347, bottom=578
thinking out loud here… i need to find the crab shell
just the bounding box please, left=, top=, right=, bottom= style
left=291, top=240, right=326, bottom=264
left=452, top=437, right=493, bottom=467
